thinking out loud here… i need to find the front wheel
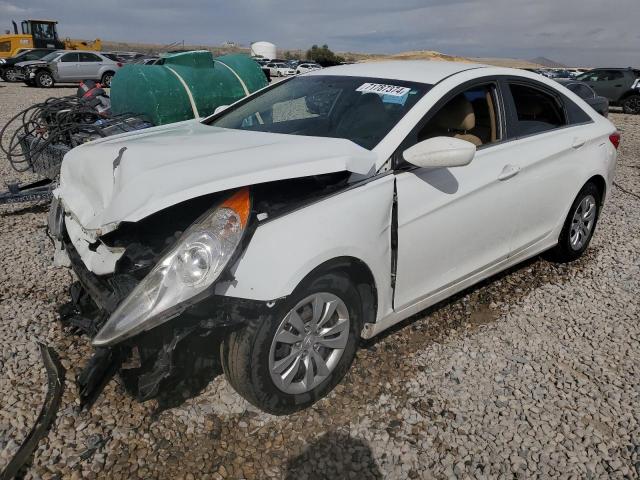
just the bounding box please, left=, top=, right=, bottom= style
left=548, top=182, right=601, bottom=262
left=221, top=271, right=362, bottom=414
left=621, top=95, right=640, bottom=115
left=35, top=70, right=54, bottom=88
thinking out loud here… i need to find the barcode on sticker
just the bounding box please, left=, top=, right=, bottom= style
left=356, top=83, right=411, bottom=97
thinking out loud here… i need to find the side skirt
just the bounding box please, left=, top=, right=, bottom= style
left=361, top=236, right=557, bottom=339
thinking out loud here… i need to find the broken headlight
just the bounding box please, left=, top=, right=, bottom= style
left=92, top=188, right=251, bottom=346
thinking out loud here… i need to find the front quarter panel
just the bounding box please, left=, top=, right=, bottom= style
left=215, top=175, right=396, bottom=321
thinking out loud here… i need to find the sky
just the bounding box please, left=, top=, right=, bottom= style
left=1, top=0, right=638, bottom=67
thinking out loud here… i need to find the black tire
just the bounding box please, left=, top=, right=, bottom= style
left=101, top=71, right=114, bottom=87
left=221, top=271, right=362, bottom=415
left=35, top=70, right=54, bottom=88
left=3, top=67, right=18, bottom=82
left=548, top=182, right=601, bottom=263
left=621, top=95, right=640, bottom=115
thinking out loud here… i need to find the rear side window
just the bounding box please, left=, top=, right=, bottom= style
left=508, top=83, right=566, bottom=136
left=60, top=53, right=79, bottom=63
left=79, top=53, right=101, bottom=62
left=567, top=83, right=594, bottom=99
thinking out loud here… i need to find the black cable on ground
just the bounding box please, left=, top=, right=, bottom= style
left=0, top=344, right=65, bottom=480
left=0, top=94, right=143, bottom=177
left=613, top=181, right=640, bottom=201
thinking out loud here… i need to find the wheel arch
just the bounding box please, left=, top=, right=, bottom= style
left=619, top=90, right=639, bottom=101
left=586, top=174, right=606, bottom=204
left=295, top=256, right=378, bottom=326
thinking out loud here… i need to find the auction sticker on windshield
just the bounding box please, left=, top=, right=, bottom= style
left=356, top=83, right=412, bottom=97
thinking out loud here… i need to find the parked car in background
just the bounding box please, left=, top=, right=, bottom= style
left=18, top=50, right=123, bottom=88
left=267, top=62, right=295, bottom=77
left=0, top=48, right=57, bottom=82
left=107, top=51, right=144, bottom=63
left=296, top=62, right=322, bottom=74
left=555, top=79, right=609, bottom=117
left=51, top=61, right=619, bottom=414
left=576, top=68, right=640, bottom=114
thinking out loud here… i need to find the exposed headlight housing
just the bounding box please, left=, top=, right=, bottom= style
left=93, top=188, right=251, bottom=346
left=0, top=59, right=6, bottom=64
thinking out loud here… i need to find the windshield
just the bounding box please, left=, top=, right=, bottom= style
left=207, top=75, right=429, bottom=150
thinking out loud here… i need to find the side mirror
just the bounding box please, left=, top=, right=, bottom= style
left=214, top=105, right=230, bottom=115
left=402, top=136, right=476, bottom=169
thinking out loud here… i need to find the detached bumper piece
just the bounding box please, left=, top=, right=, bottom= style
left=1, top=344, right=65, bottom=480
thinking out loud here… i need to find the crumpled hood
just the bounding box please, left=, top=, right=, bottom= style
left=15, top=60, right=47, bottom=68
left=57, top=120, right=377, bottom=234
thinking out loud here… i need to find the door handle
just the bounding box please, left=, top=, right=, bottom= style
left=613, top=84, right=622, bottom=87
left=572, top=137, right=586, bottom=149
left=498, top=164, right=520, bottom=181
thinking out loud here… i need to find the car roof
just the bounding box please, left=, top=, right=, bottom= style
left=306, top=60, right=488, bottom=84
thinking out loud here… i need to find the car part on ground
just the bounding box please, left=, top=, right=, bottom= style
left=110, top=51, right=268, bottom=126
left=0, top=344, right=64, bottom=480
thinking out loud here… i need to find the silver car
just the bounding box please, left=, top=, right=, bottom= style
left=19, top=50, right=122, bottom=88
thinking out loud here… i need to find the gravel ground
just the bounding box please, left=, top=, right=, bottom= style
left=0, top=81, right=639, bottom=479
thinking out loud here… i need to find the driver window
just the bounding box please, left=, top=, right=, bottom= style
left=417, top=84, right=501, bottom=147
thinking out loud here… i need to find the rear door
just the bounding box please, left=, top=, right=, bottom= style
left=500, top=79, right=593, bottom=254
left=56, top=52, right=80, bottom=80
left=78, top=52, right=103, bottom=80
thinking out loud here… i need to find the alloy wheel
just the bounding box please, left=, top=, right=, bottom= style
left=269, top=292, right=350, bottom=395
left=625, top=96, right=640, bottom=115
left=39, top=74, right=53, bottom=87
left=5, top=68, right=17, bottom=82
left=569, top=194, right=596, bottom=250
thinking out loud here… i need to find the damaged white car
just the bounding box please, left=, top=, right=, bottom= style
left=50, top=61, right=619, bottom=414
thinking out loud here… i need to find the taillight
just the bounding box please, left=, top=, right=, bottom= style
left=117, top=62, right=123, bottom=67
left=609, top=132, right=620, bottom=149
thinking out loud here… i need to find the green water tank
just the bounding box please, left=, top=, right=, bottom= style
left=110, top=50, right=268, bottom=126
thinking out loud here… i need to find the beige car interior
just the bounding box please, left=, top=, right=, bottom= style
left=419, top=86, right=499, bottom=147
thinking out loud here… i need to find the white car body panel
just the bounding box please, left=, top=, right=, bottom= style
left=216, top=176, right=396, bottom=320
left=54, top=60, right=618, bottom=341
left=56, top=120, right=377, bottom=238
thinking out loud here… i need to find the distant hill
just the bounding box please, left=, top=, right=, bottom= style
left=529, top=56, right=566, bottom=68
left=92, top=39, right=561, bottom=69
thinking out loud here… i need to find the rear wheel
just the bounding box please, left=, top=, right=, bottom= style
left=548, top=182, right=601, bottom=262
left=221, top=271, right=362, bottom=414
left=35, top=70, right=54, bottom=88
left=3, top=67, right=18, bottom=82
left=621, top=95, right=640, bottom=115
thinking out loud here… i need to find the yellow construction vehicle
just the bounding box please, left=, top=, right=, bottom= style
left=0, top=19, right=101, bottom=59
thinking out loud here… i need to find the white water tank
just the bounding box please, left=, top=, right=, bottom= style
left=251, top=41, right=276, bottom=60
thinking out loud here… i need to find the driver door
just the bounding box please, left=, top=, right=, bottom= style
left=394, top=81, right=521, bottom=310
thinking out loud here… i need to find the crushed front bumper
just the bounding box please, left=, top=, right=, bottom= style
left=54, top=214, right=281, bottom=409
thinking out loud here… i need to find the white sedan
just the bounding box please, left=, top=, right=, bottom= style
left=50, top=61, right=619, bottom=414
left=266, top=62, right=295, bottom=77
left=296, top=62, right=322, bottom=74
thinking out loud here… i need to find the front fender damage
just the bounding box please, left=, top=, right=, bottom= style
left=61, top=280, right=285, bottom=409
